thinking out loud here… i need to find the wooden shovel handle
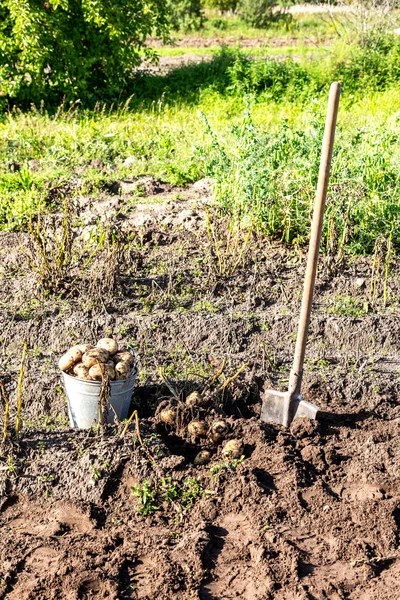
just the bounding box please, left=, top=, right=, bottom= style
left=289, top=82, right=341, bottom=395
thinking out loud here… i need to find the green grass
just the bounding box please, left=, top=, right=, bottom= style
left=181, top=9, right=333, bottom=40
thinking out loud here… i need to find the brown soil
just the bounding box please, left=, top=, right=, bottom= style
left=148, top=36, right=324, bottom=49
left=1, top=178, right=400, bottom=599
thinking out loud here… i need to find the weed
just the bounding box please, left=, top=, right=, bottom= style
left=161, top=477, right=181, bottom=503
left=180, top=477, right=203, bottom=510
left=328, top=296, right=368, bottom=317
left=131, top=480, right=160, bottom=516
left=210, top=454, right=244, bottom=476
left=131, top=476, right=203, bottom=516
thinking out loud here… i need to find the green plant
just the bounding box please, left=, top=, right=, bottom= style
left=328, top=296, right=368, bottom=317
left=167, top=0, right=203, bottom=31
left=199, top=104, right=400, bottom=255
left=131, top=476, right=203, bottom=516
left=0, top=0, right=170, bottom=106
left=161, top=477, right=181, bottom=502
left=180, top=477, right=203, bottom=510
left=237, top=0, right=292, bottom=28
left=204, top=0, right=238, bottom=11
left=131, top=480, right=160, bottom=516
left=210, top=455, right=244, bottom=476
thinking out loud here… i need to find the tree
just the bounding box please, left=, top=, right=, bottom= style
left=0, top=0, right=170, bottom=106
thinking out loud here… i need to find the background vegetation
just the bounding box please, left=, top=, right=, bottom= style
left=0, top=2, right=399, bottom=256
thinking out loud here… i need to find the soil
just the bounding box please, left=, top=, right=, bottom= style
left=1, top=177, right=400, bottom=599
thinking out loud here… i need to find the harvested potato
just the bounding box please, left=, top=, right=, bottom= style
left=209, top=420, right=229, bottom=444
left=185, top=391, right=205, bottom=408
left=97, top=338, right=118, bottom=355
left=89, top=363, right=116, bottom=381
left=159, top=408, right=176, bottom=426
left=222, top=439, right=244, bottom=460
left=76, top=344, right=94, bottom=354
left=59, top=347, right=83, bottom=372
left=82, top=348, right=109, bottom=368
left=73, top=363, right=91, bottom=380
left=188, top=420, right=208, bottom=438
left=115, top=360, right=132, bottom=379
left=114, top=351, right=135, bottom=366
left=194, top=450, right=211, bottom=466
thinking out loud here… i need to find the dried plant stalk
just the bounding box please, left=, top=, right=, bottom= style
left=0, top=380, right=10, bottom=442
left=15, top=340, right=27, bottom=439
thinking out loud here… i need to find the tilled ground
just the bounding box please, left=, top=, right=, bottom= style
left=1, top=179, right=400, bottom=599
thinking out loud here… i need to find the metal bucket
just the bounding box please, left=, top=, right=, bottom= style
left=62, top=365, right=138, bottom=429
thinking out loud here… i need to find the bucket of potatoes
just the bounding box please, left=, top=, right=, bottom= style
left=59, top=338, right=137, bottom=429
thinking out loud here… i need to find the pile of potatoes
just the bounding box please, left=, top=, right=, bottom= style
left=58, top=338, right=135, bottom=382
left=159, top=391, right=244, bottom=466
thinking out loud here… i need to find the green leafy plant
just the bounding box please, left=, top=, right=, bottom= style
left=131, top=477, right=203, bottom=516
left=167, top=0, right=203, bottom=31
left=210, top=455, right=245, bottom=476
left=203, top=0, right=238, bottom=11
left=237, top=0, right=292, bottom=28
left=0, top=0, right=170, bottom=106
left=131, top=480, right=160, bottom=516
left=327, top=296, right=368, bottom=317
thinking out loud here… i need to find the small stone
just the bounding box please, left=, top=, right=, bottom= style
left=355, top=277, right=366, bottom=288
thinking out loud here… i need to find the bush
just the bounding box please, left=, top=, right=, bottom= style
left=0, top=0, right=170, bottom=107
left=203, top=0, right=238, bottom=11
left=237, top=0, right=291, bottom=28
left=227, top=53, right=316, bottom=100
left=167, top=0, right=204, bottom=31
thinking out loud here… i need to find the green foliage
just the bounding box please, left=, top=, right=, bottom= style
left=204, top=0, right=238, bottom=11
left=332, top=34, right=400, bottom=94
left=167, top=0, right=203, bottom=31
left=327, top=296, right=368, bottom=317
left=198, top=107, right=400, bottom=254
left=237, top=0, right=291, bottom=28
left=131, top=480, right=159, bottom=516
left=227, top=53, right=315, bottom=100
left=131, top=477, right=203, bottom=516
left=0, top=0, right=170, bottom=106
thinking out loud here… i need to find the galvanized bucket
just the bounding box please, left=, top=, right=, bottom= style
left=62, top=365, right=138, bottom=429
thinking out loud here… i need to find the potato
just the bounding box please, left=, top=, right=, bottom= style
left=222, top=439, right=244, bottom=460
left=76, top=344, right=94, bottom=354
left=114, top=351, right=135, bottom=367
left=73, top=363, right=91, bottom=381
left=185, top=391, right=205, bottom=408
left=159, top=408, right=176, bottom=426
left=59, top=347, right=83, bottom=371
left=89, top=363, right=115, bottom=381
left=82, top=348, right=109, bottom=368
left=97, top=338, right=118, bottom=355
left=209, top=420, right=229, bottom=444
left=115, top=360, right=132, bottom=380
left=194, top=450, right=211, bottom=466
left=188, top=420, right=208, bottom=438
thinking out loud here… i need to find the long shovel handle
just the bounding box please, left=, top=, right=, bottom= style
left=289, top=82, right=341, bottom=396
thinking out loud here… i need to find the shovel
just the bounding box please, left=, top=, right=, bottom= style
left=261, top=82, right=341, bottom=427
